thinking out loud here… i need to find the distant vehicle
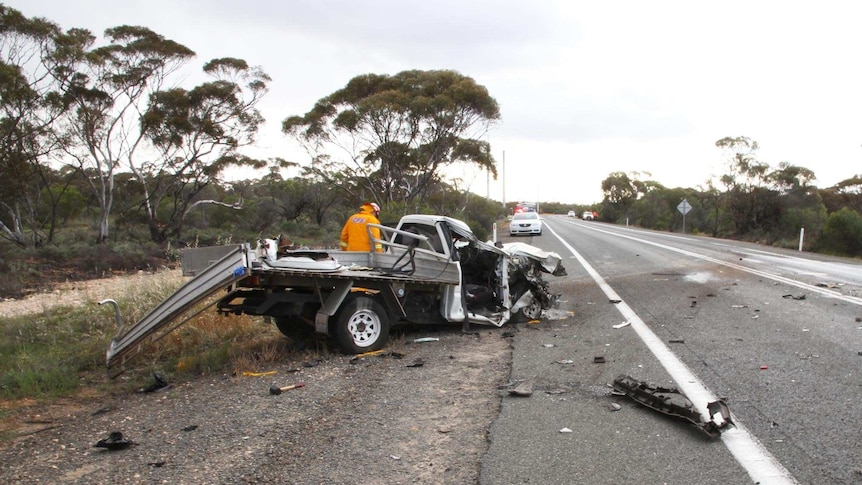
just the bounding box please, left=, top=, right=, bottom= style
left=510, top=212, right=543, bottom=236
left=514, top=202, right=537, bottom=214
left=567, top=210, right=576, bottom=218
left=582, top=211, right=595, bottom=220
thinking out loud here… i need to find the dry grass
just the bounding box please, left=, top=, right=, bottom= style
left=0, top=269, right=332, bottom=403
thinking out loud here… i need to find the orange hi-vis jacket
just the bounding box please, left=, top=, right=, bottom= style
left=340, top=205, right=383, bottom=252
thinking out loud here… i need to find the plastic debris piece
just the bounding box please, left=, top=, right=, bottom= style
left=610, top=403, right=622, bottom=411
left=609, top=299, right=622, bottom=304
left=612, top=375, right=734, bottom=438
left=760, top=365, right=769, bottom=370
left=593, top=356, right=606, bottom=364
left=241, top=370, right=277, bottom=377
left=555, top=359, right=574, bottom=365
left=528, top=319, right=542, bottom=324
left=543, top=343, right=555, bottom=348
left=413, top=337, right=439, bottom=343
left=406, top=358, right=424, bottom=368
left=559, top=427, right=573, bottom=433
left=731, top=305, right=748, bottom=309
left=668, top=338, right=685, bottom=343
left=94, top=431, right=134, bottom=450
left=613, top=321, right=631, bottom=329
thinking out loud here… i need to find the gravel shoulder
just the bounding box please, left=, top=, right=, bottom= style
left=1, top=275, right=514, bottom=484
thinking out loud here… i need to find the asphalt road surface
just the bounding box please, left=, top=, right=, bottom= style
left=482, top=215, right=862, bottom=484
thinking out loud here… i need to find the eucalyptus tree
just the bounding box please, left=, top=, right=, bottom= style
left=59, top=25, right=194, bottom=243
left=0, top=5, right=76, bottom=246
left=282, top=69, right=500, bottom=211
left=138, top=57, right=272, bottom=242
left=715, top=136, right=778, bottom=235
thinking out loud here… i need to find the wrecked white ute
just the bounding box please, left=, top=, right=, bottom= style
left=105, top=214, right=567, bottom=370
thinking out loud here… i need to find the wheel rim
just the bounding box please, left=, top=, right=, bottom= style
left=346, top=309, right=381, bottom=347
left=522, top=297, right=542, bottom=319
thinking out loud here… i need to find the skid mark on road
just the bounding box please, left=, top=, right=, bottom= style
left=545, top=222, right=799, bottom=485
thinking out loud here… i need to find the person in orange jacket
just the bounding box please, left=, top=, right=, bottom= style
left=340, top=202, right=383, bottom=252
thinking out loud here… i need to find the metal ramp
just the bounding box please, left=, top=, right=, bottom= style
left=106, top=244, right=251, bottom=372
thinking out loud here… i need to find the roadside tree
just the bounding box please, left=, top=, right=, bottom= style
left=282, top=69, right=500, bottom=211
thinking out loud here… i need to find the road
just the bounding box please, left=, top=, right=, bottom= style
left=481, top=216, right=862, bottom=484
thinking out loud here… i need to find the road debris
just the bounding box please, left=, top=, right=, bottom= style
left=609, top=299, right=622, bottom=304
left=668, top=338, right=685, bottom=344
left=269, top=382, right=305, bottom=395
left=406, top=358, right=425, bottom=368
left=509, top=379, right=535, bottom=397
left=613, top=321, right=631, bottom=329
left=139, top=372, right=169, bottom=393
left=612, top=375, right=734, bottom=439
left=609, top=403, right=622, bottom=411
left=241, top=370, right=277, bottom=377
left=782, top=294, right=807, bottom=300
left=559, top=427, right=573, bottom=433
left=413, top=337, right=440, bottom=343
left=94, top=431, right=134, bottom=450
left=593, top=356, right=606, bottom=364
left=555, top=359, right=574, bottom=365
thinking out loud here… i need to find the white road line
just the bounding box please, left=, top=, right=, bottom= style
left=545, top=222, right=799, bottom=485
left=565, top=220, right=862, bottom=306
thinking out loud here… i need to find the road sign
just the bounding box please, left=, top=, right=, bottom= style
left=677, top=199, right=692, bottom=215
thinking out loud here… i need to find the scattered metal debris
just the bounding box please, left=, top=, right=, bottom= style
left=612, top=375, right=734, bottom=439
left=94, top=431, right=134, bottom=450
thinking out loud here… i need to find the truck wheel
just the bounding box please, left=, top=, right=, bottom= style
left=334, top=296, right=390, bottom=353
left=514, top=294, right=543, bottom=322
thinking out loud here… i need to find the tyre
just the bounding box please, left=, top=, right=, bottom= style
left=513, top=293, right=543, bottom=322
left=333, top=296, right=390, bottom=353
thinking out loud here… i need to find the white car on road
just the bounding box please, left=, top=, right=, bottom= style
left=509, top=212, right=543, bottom=236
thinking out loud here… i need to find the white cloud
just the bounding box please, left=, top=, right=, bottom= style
left=9, top=0, right=862, bottom=204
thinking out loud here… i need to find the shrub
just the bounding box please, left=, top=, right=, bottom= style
left=817, top=207, right=862, bottom=257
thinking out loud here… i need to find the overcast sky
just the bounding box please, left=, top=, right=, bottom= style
left=9, top=0, right=862, bottom=204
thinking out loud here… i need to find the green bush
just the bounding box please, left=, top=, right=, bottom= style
left=817, top=207, right=862, bottom=257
